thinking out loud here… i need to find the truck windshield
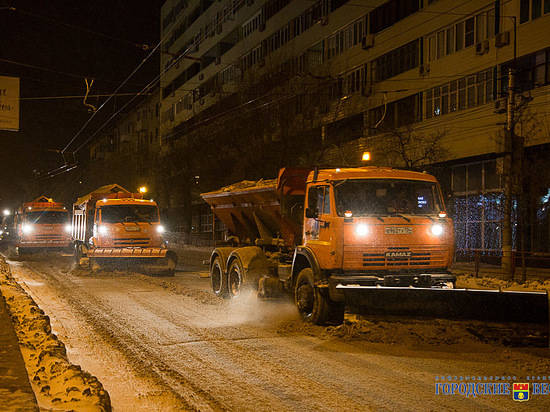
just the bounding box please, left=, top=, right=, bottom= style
left=100, top=205, right=159, bottom=223
left=334, top=179, right=443, bottom=216
left=24, top=211, right=68, bottom=224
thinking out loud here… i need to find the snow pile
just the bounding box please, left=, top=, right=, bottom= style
left=325, top=315, right=492, bottom=345
left=457, top=273, right=550, bottom=292
left=0, top=258, right=111, bottom=411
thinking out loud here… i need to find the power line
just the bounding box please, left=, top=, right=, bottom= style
left=18, top=92, right=151, bottom=101
left=13, top=8, right=152, bottom=51
left=58, top=4, right=198, bottom=155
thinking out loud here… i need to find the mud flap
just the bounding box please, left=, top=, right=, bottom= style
left=339, top=286, right=549, bottom=346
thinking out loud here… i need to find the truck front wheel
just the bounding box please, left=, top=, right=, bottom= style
left=295, top=268, right=344, bottom=325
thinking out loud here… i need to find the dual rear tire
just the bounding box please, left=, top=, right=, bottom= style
left=210, top=257, right=344, bottom=325
left=210, top=257, right=247, bottom=298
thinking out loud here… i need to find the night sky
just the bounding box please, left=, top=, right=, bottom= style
left=0, top=0, right=162, bottom=209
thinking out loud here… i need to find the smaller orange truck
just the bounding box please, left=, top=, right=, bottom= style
left=14, top=196, right=72, bottom=254
left=72, top=184, right=177, bottom=275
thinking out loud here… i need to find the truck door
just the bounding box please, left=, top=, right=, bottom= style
left=304, top=185, right=336, bottom=269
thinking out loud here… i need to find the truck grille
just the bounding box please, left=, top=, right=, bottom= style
left=343, top=246, right=447, bottom=270
left=113, top=237, right=150, bottom=247
left=32, top=234, right=65, bottom=241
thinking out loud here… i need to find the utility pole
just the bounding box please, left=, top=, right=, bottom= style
left=501, top=67, right=515, bottom=279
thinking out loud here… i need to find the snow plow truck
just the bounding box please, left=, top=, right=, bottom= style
left=202, top=167, right=549, bottom=334
left=15, top=196, right=72, bottom=254
left=72, top=184, right=177, bottom=275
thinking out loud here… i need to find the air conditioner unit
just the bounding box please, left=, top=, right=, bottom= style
left=259, top=22, right=266, bottom=32
left=475, top=42, right=484, bottom=55
left=361, top=34, right=374, bottom=50
left=419, top=64, right=430, bottom=75
left=494, top=97, right=507, bottom=114
left=475, top=39, right=490, bottom=55
left=495, top=31, right=510, bottom=48
left=319, top=16, right=329, bottom=26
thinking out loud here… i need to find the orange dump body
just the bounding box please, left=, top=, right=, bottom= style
left=16, top=196, right=71, bottom=249
left=73, top=185, right=167, bottom=259
left=201, top=168, right=309, bottom=248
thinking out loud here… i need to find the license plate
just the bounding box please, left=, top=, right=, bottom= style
left=385, top=227, right=412, bottom=235
left=125, top=226, right=140, bottom=232
left=385, top=251, right=412, bottom=258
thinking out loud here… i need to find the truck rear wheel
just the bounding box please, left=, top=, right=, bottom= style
left=211, top=256, right=228, bottom=298
left=227, top=258, right=244, bottom=298
left=295, top=268, right=344, bottom=325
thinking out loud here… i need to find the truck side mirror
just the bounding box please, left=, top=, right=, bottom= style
left=305, top=208, right=318, bottom=219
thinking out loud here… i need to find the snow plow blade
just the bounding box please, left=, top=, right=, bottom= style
left=339, top=286, right=549, bottom=345
left=89, top=247, right=168, bottom=258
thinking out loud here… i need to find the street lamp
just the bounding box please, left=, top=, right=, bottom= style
left=362, top=151, right=371, bottom=162
left=3, top=209, right=10, bottom=216
left=138, top=186, right=147, bottom=194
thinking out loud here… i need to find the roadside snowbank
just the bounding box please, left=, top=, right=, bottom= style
left=0, top=258, right=111, bottom=411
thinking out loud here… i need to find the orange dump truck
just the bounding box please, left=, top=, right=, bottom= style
left=15, top=196, right=72, bottom=254
left=72, top=184, right=177, bottom=275
left=202, top=167, right=549, bottom=330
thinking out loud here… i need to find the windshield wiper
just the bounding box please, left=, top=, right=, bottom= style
left=391, top=213, right=411, bottom=223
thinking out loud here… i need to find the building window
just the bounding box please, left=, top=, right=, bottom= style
left=374, top=39, right=419, bottom=82
left=452, top=160, right=503, bottom=254
left=464, top=17, right=475, bottom=47
left=521, top=0, right=550, bottom=23
left=501, top=49, right=550, bottom=93
left=455, top=21, right=464, bottom=51
left=425, top=68, right=494, bottom=119
left=368, top=93, right=421, bottom=131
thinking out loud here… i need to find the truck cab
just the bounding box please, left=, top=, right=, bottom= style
left=73, top=184, right=177, bottom=275
left=301, top=167, right=454, bottom=287
left=15, top=196, right=72, bottom=254
left=91, top=198, right=165, bottom=249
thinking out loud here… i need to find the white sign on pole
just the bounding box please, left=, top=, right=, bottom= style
left=0, top=76, right=20, bottom=131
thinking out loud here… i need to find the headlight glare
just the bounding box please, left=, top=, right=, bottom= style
left=98, top=225, right=108, bottom=235
left=355, top=223, right=369, bottom=236
left=65, top=224, right=72, bottom=233
left=431, top=223, right=444, bottom=236
left=22, top=224, right=33, bottom=234
left=156, top=225, right=165, bottom=234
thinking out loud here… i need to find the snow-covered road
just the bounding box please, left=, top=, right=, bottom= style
left=5, top=252, right=550, bottom=411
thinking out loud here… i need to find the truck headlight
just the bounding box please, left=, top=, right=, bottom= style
left=156, top=225, right=165, bottom=234
left=430, top=223, right=444, bottom=236
left=98, top=225, right=108, bottom=235
left=355, top=223, right=369, bottom=236
left=22, top=224, right=33, bottom=234
left=65, top=224, right=72, bottom=233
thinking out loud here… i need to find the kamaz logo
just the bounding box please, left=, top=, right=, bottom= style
left=385, top=251, right=412, bottom=258
left=385, top=227, right=413, bottom=235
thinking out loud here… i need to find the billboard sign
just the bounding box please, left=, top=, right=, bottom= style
left=0, top=75, right=20, bottom=131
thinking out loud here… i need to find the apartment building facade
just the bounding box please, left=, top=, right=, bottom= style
left=87, top=90, right=161, bottom=197
left=157, top=0, right=550, bottom=252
